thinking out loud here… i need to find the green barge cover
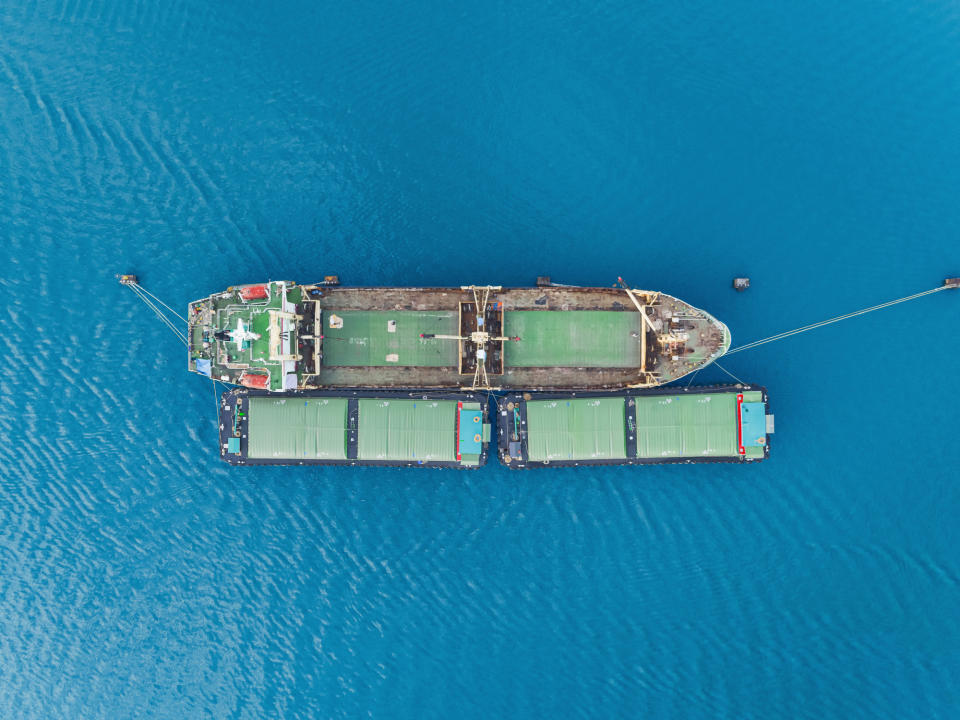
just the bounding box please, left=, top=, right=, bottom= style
left=522, top=390, right=766, bottom=462
left=525, top=398, right=627, bottom=461
left=322, top=311, right=458, bottom=367
left=356, top=399, right=457, bottom=462
left=503, top=311, right=643, bottom=367
left=634, top=391, right=764, bottom=459
left=247, top=397, right=348, bottom=459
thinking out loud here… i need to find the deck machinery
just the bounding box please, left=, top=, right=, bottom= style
left=188, top=280, right=731, bottom=391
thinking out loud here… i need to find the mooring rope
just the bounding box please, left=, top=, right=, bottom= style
left=124, top=281, right=236, bottom=400
left=126, top=284, right=182, bottom=337
left=714, top=362, right=746, bottom=385
left=128, top=286, right=188, bottom=345
left=126, top=284, right=188, bottom=346
left=723, top=285, right=949, bottom=356
left=133, top=284, right=188, bottom=324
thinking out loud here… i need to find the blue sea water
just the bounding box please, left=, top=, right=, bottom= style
left=2, top=0, right=960, bottom=717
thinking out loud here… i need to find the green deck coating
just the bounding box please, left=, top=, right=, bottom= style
left=634, top=390, right=764, bottom=459
left=249, top=310, right=272, bottom=362
left=525, top=398, right=627, bottom=461
left=247, top=397, right=348, bottom=460
left=322, top=311, right=458, bottom=367
left=503, top=311, right=643, bottom=367
left=356, top=399, right=456, bottom=462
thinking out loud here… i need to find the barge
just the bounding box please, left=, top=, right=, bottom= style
left=220, top=389, right=491, bottom=468
left=497, top=385, right=772, bottom=468
left=189, top=280, right=730, bottom=391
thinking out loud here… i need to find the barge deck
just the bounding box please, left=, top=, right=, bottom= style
left=220, top=389, right=491, bottom=468
left=497, top=385, right=772, bottom=467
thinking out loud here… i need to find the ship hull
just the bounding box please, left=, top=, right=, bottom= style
left=189, top=282, right=731, bottom=391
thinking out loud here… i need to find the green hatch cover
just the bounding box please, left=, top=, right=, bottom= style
left=321, top=311, right=458, bottom=367
left=357, top=399, right=456, bottom=462
left=634, top=393, right=740, bottom=458
left=525, top=398, right=627, bottom=461
left=247, top=397, right=348, bottom=460
left=503, top=311, right=643, bottom=368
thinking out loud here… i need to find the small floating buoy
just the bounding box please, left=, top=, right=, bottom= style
left=733, top=277, right=750, bottom=292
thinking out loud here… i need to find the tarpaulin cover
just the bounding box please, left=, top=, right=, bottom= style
left=247, top=397, right=348, bottom=459
left=525, top=398, right=627, bottom=461
left=357, top=399, right=456, bottom=462
left=503, top=311, right=643, bottom=367
left=322, top=311, right=458, bottom=367
left=634, top=392, right=743, bottom=458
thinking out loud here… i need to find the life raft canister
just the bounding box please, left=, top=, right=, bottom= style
left=240, top=372, right=269, bottom=389
left=240, top=284, right=269, bottom=300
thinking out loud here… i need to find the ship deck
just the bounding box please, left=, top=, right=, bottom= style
left=312, top=364, right=643, bottom=390
left=190, top=283, right=304, bottom=391
left=310, top=287, right=656, bottom=388
left=192, top=283, right=729, bottom=391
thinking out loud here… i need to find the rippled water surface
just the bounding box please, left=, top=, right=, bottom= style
left=2, top=1, right=960, bottom=718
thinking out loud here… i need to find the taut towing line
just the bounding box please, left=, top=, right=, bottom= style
left=116, top=272, right=189, bottom=347
left=722, top=277, right=960, bottom=357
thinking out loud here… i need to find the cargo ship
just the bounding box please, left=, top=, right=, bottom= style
left=498, top=385, right=772, bottom=467
left=220, top=389, right=491, bottom=468
left=189, top=280, right=730, bottom=391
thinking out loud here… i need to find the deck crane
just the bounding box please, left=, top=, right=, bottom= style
left=419, top=285, right=518, bottom=390
left=617, top=277, right=664, bottom=388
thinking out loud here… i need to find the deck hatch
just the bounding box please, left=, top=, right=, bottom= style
left=247, top=397, right=348, bottom=459
left=356, top=399, right=457, bottom=462
left=503, top=311, right=643, bottom=368
left=525, top=398, right=627, bottom=461
left=321, top=311, right=458, bottom=367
